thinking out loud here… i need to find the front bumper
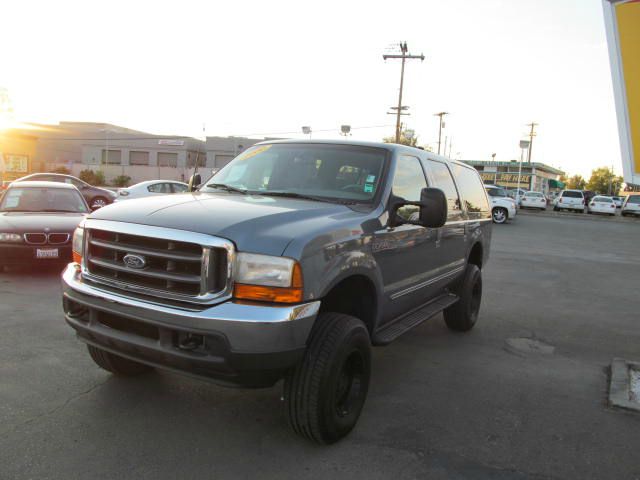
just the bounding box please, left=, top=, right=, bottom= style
left=62, top=264, right=320, bottom=387
left=0, top=243, right=72, bottom=266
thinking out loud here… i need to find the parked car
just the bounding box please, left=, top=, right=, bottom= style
left=0, top=181, right=89, bottom=268
left=13, top=173, right=117, bottom=209
left=115, top=180, right=189, bottom=201
left=553, top=189, right=585, bottom=213
left=621, top=194, right=640, bottom=217
left=520, top=191, right=547, bottom=210
left=587, top=195, right=616, bottom=216
left=611, top=196, right=624, bottom=208
left=62, top=140, right=492, bottom=444
left=485, top=185, right=517, bottom=224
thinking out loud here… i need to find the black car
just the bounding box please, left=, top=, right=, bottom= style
left=0, top=181, right=89, bottom=268
left=13, top=173, right=116, bottom=209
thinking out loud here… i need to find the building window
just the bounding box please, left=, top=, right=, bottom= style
left=102, top=149, right=121, bottom=165
left=130, top=151, right=149, bottom=166
left=158, top=152, right=178, bottom=167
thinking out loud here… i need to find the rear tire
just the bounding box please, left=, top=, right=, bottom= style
left=444, top=264, right=482, bottom=332
left=284, top=312, right=371, bottom=445
left=87, top=345, right=153, bottom=375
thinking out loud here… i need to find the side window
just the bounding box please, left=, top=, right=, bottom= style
left=171, top=183, right=188, bottom=193
left=451, top=165, right=491, bottom=219
left=425, top=160, right=462, bottom=221
left=148, top=183, right=171, bottom=193
left=392, top=155, right=427, bottom=221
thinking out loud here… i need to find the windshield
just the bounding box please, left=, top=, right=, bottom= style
left=626, top=195, right=640, bottom=204
left=202, top=144, right=387, bottom=203
left=486, top=187, right=507, bottom=197
left=525, top=192, right=543, bottom=197
left=563, top=190, right=583, bottom=198
left=593, top=196, right=612, bottom=203
left=0, top=187, right=89, bottom=213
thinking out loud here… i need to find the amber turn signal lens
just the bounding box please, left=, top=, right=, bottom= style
left=234, top=284, right=303, bottom=303
left=72, top=251, right=82, bottom=264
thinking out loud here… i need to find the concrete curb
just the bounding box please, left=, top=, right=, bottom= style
left=609, top=358, right=640, bottom=412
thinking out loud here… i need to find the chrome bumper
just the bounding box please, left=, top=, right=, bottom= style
left=61, top=264, right=319, bottom=354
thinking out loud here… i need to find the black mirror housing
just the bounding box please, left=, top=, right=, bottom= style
left=419, top=187, right=447, bottom=228
left=389, top=187, right=447, bottom=229
left=188, top=173, right=202, bottom=192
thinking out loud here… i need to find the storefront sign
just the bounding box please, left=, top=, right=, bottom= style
left=603, top=0, right=640, bottom=185
left=481, top=172, right=531, bottom=188
left=3, top=154, right=28, bottom=173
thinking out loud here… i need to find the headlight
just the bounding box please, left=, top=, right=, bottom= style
left=0, top=233, right=22, bottom=243
left=72, top=226, right=84, bottom=264
left=234, top=253, right=303, bottom=303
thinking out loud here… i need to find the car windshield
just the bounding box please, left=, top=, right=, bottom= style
left=525, top=192, right=543, bottom=197
left=0, top=187, right=89, bottom=213
left=593, top=196, right=611, bottom=203
left=201, top=144, right=387, bottom=203
left=486, top=187, right=507, bottom=197
left=626, top=195, right=640, bottom=204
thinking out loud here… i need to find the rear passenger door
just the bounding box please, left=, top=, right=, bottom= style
left=423, top=159, right=467, bottom=284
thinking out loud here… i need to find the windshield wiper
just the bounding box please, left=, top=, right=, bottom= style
left=259, top=191, right=357, bottom=205
left=206, top=183, right=249, bottom=194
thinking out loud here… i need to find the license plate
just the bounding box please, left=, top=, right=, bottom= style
left=36, top=248, right=59, bottom=259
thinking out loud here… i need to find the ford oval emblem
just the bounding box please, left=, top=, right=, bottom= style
left=123, top=253, right=146, bottom=269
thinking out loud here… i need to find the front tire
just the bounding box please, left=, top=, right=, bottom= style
left=444, top=264, right=482, bottom=332
left=492, top=207, right=508, bottom=224
left=87, top=345, right=153, bottom=375
left=91, top=196, right=108, bottom=209
left=284, top=312, right=371, bottom=445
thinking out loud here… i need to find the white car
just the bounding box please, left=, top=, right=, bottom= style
left=553, top=189, right=585, bottom=213
left=115, top=180, right=189, bottom=201
left=611, top=196, right=624, bottom=208
left=520, top=191, right=547, bottom=210
left=621, top=194, right=640, bottom=217
left=587, top=195, right=616, bottom=216
left=485, top=185, right=517, bottom=224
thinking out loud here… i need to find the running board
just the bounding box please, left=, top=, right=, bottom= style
left=373, top=293, right=459, bottom=345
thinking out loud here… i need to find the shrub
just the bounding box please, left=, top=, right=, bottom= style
left=112, top=175, right=131, bottom=188
left=79, top=169, right=106, bottom=186
left=50, top=166, right=71, bottom=175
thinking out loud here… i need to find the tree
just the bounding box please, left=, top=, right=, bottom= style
left=79, top=169, right=106, bottom=186
left=586, top=167, right=623, bottom=195
left=566, top=174, right=586, bottom=190
left=112, top=175, right=131, bottom=187
left=383, top=129, right=418, bottom=147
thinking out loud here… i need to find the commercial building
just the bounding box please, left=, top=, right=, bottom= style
left=8, top=122, right=274, bottom=185
left=462, top=160, right=565, bottom=194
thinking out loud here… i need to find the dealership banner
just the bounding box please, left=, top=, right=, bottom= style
left=480, top=173, right=531, bottom=188
left=603, top=0, right=640, bottom=185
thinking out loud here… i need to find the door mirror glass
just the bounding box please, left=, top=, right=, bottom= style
left=419, top=187, right=447, bottom=228
left=188, top=173, right=202, bottom=192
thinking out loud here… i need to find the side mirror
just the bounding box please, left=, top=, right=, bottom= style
left=389, top=187, right=447, bottom=229
left=188, top=173, right=202, bottom=192
left=418, top=187, right=447, bottom=228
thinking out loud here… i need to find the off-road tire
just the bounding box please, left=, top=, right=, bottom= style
left=284, top=312, right=371, bottom=445
left=444, top=264, right=482, bottom=332
left=87, top=345, right=153, bottom=375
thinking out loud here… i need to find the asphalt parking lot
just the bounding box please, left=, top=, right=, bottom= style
left=1, top=214, right=639, bottom=480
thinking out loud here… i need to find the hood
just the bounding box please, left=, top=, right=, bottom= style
left=0, top=212, right=87, bottom=233
left=89, top=192, right=355, bottom=255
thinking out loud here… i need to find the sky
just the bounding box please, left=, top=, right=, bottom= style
left=0, top=0, right=621, bottom=177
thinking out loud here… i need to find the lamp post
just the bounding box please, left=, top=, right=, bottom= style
left=518, top=140, right=530, bottom=200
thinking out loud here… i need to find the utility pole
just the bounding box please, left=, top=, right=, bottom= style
left=526, top=122, right=538, bottom=163
left=383, top=42, right=424, bottom=143
left=434, top=112, right=448, bottom=155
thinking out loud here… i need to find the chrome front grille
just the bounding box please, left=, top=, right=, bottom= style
left=24, top=233, right=70, bottom=245
left=81, top=220, right=234, bottom=305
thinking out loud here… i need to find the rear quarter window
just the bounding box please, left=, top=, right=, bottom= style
left=451, top=164, right=490, bottom=219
